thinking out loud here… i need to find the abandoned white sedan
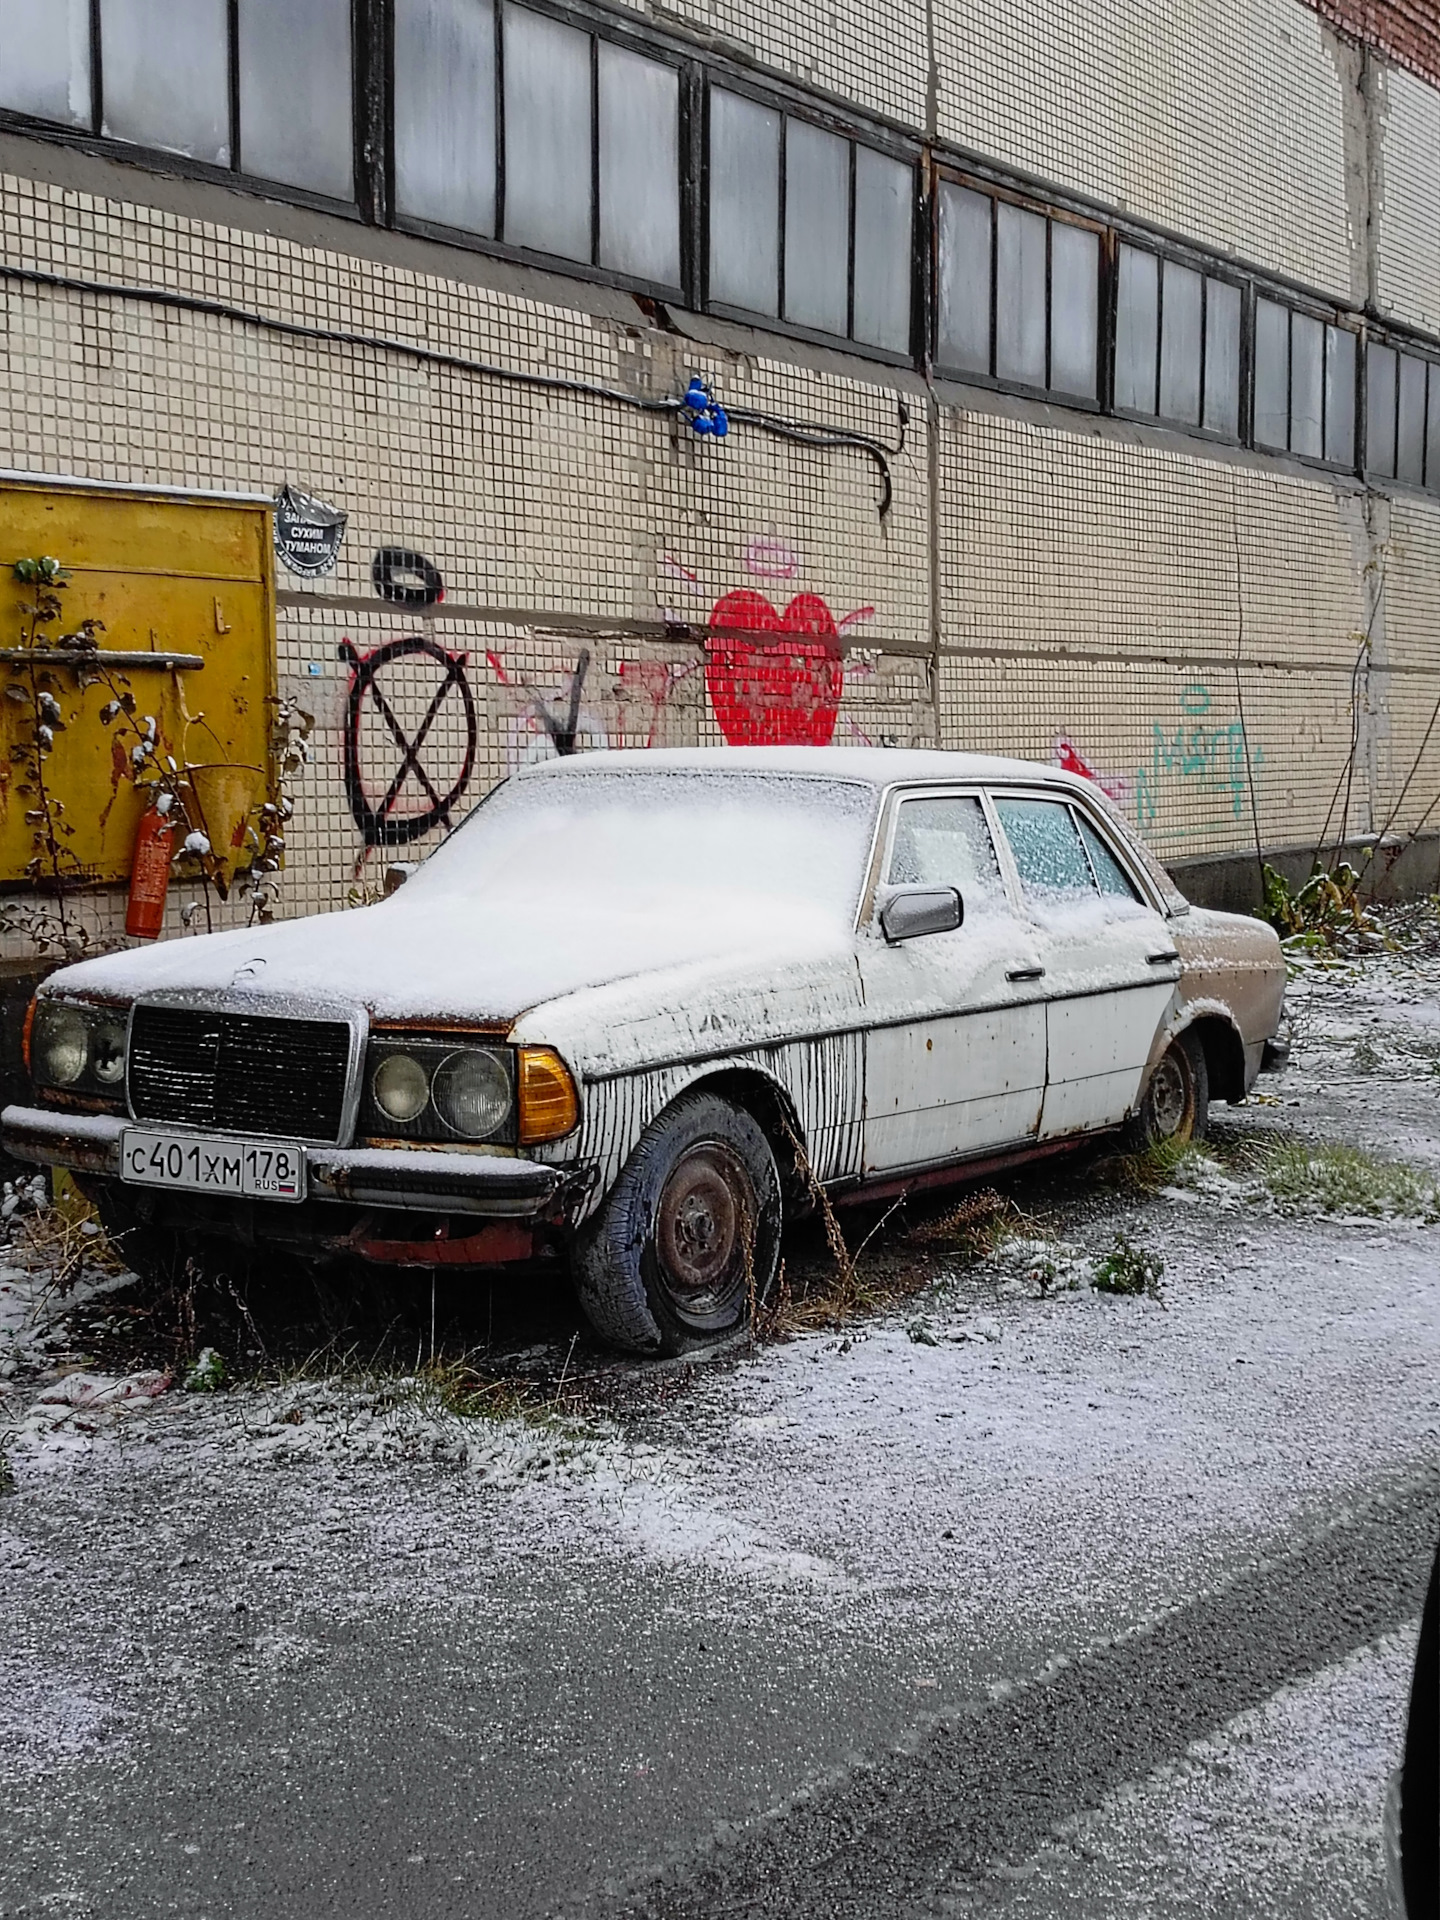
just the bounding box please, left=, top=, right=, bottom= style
left=3, top=749, right=1285, bottom=1355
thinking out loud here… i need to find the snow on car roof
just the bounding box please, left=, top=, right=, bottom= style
left=517, top=746, right=1086, bottom=792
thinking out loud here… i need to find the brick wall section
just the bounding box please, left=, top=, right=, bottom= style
left=1302, top=0, right=1440, bottom=87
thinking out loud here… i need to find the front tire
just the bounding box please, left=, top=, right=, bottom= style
left=1126, top=1030, right=1209, bottom=1150
left=572, top=1091, right=783, bottom=1357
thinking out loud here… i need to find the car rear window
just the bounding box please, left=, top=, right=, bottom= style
left=993, top=796, right=1095, bottom=900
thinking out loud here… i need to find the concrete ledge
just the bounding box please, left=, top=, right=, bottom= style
left=1169, top=834, right=1440, bottom=914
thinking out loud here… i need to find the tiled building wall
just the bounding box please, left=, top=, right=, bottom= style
left=4, top=0, right=1440, bottom=956
left=936, top=408, right=1377, bottom=863
left=934, top=0, right=1361, bottom=301
left=1375, top=65, right=1440, bottom=332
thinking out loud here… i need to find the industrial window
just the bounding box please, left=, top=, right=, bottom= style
left=709, top=88, right=914, bottom=353
left=394, top=4, right=682, bottom=289
left=936, top=183, right=1098, bottom=401
left=1367, top=343, right=1440, bottom=488
left=101, top=0, right=230, bottom=164
left=394, top=0, right=498, bottom=237
left=237, top=0, right=353, bottom=199
left=0, top=0, right=92, bottom=129
left=1253, top=299, right=1357, bottom=467
left=2, top=0, right=356, bottom=197
left=1113, top=246, right=1241, bottom=437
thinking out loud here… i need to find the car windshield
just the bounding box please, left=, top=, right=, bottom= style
left=406, top=770, right=879, bottom=923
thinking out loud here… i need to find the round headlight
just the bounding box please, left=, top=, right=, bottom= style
left=91, top=1019, right=128, bottom=1086
left=34, top=1005, right=88, bottom=1088
left=432, top=1050, right=509, bottom=1140
left=372, top=1051, right=430, bottom=1124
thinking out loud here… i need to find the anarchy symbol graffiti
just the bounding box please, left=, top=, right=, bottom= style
left=339, top=635, right=478, bottom=847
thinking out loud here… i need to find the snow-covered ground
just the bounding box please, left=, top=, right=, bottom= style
left=1, top=919, right=1437, bottom=1917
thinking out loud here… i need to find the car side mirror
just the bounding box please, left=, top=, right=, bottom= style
left=384, top=863, right=414, bottom=896
left=879, top=887, right=963, bottom=943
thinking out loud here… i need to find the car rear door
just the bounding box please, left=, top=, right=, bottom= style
left=859, top=789, right=1048, bottom=1175
left=988, top=790, right=1179, bottom=1139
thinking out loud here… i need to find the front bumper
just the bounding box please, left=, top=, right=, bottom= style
left=1, top=1104, right=565, bottom=1219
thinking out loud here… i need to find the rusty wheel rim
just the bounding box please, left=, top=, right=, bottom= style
left=1149, top=1049, right=1191, bottom=1139
left=654, top=1142, right=753, bottom=1323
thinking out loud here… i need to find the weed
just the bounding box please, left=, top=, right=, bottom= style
left=1096, top=1138, right=1216, bottom=1196
left=1091, top=1232, right=1166, bottom=1299
left=1261, top=862, right=1375, bottom=946
left=183, top=1347, right=227, bottom=1393
left=907, top=1188, right=1035, bottom=1258
left=1263, top=1142, right=1439, bottom=1219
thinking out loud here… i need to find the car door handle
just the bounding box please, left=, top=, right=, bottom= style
left=1006, top=965, right=1046, bottom=982
left=1147, top=950, right=1181, bottom=965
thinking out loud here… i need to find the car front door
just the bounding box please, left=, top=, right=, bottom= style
left=859, top=790, right=1048, bottom=1175
left=988, top=791, right=1179, bottom=1139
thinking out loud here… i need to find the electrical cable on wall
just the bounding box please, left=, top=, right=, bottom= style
left=0, top=262, right=904, bottom=517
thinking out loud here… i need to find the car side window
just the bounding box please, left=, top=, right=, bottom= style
left=887, top=795, right=1004, bottom=909
left=1076, top=813, right=1141, bottom=901
left=993, top=796, right=1096, bottom=901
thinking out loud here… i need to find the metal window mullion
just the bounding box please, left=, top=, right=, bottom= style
left=495, top=0, right=508, bottom=241
left=987, top=192, right=997, bottom=378
left=1240, top=283, right=1256, bottom=449
left=88, top=0, right=103, bottom=135
left=1152, top=251, right=1163, bottom=419
left=1042, top=216, right=1053, bottom=394
left=679, top=63, right=703, bottom=311
left=914, top=158, right=931, bottom=372
left=228, top=0, right=240, bottom=172
left=845, top=138, right=856, bottom=342
left=356, top=0, right=390, bottom=225
left=1199, top=273, right=1212, bottom=433
left=1098, top=228, right=1117, bottom=414
left=776, top=114, right=788, bottom=322
left=1284, top=306, right=1295, bottom=453
left=1353, top=327, right=1365, bottom=478
left=589, top=31, right=599, bottom=268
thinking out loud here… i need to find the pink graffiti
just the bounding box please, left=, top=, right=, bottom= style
left=743, top=535, right=801, bottom=581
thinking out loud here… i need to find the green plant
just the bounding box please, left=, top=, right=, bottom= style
left=1260, top=861, right=1373, bottom=945
left=183, top=1346, right=227, bottom=1393
left=1263, top=1142, right=1438, bottom=1219
left=1091, top=1232, right=1166, bottom=1299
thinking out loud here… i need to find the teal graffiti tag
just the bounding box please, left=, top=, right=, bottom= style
left=1134, top=684, right=1263, bottom=828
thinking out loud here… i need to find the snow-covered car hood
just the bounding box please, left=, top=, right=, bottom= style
left=44, top=886, right=858, bottom=1041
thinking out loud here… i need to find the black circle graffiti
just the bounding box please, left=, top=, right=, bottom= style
left=371, top=547, right=446, bottom=608
left=340, top=635, right=478, bottom=846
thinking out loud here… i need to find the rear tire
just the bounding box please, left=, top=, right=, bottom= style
left=572, top=1090, right=782, bottom=1357
left=1126, top=1030, right=1209, bottom=1150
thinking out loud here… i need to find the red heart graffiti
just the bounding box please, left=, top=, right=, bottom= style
left=705, top=591, right=844, bottom=747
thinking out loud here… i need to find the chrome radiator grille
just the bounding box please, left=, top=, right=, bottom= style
left=127, top=1006, right=352, bottom=1144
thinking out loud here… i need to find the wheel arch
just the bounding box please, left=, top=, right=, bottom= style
left=677, top=1064, right=812, bottom=1215
left=1146, top=1006, right=1248, bottom=1105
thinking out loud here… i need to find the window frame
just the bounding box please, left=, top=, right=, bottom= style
left=700, top=67, right=921, bottom=365
left=1362, top=329, right=1440, bottom=493
left=931, top=169, right=1106, bottom=411
left=1105, top=236, right=1248, bottom=447
left=0, top=0, right=368, bottom=220
left=387, top=0, right=697, bottom=303
left=865, top=784, right=1012, bottom=928
left=1248, top=287, right=1362, bottom=475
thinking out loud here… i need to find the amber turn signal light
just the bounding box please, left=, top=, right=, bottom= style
left=516, top=1047, right=579, bottom=1145
left=21, top=994, right=36, bottom=1075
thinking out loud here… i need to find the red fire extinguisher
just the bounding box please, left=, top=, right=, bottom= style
left=126, top=798, right=174, bottom=940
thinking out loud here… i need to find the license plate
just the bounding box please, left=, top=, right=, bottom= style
left=120, top=1130, right=307, bottom=1202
